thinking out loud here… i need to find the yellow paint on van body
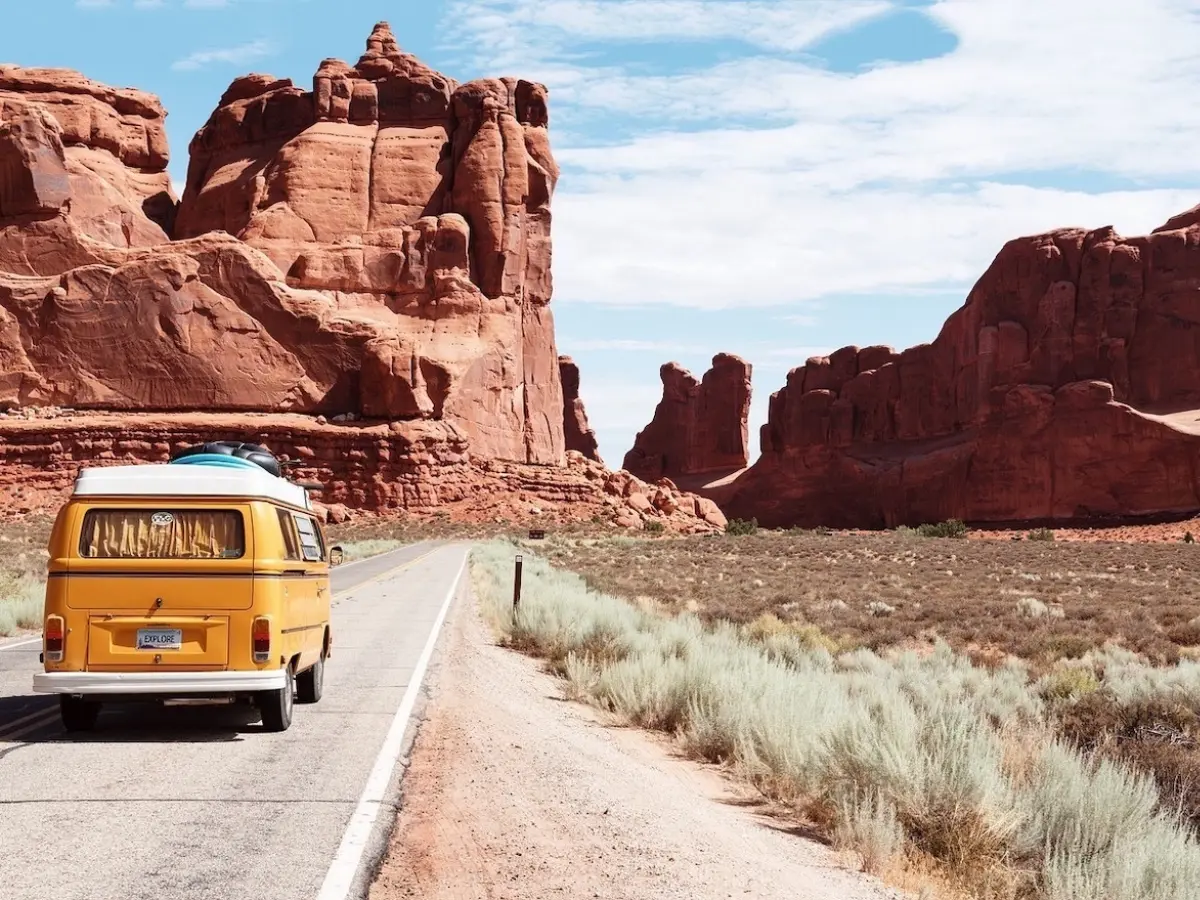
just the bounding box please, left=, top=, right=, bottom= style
left=37, top=494, right=334, bottom=731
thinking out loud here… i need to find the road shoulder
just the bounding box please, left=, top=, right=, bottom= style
left=368, top=577, right=906, bottom=900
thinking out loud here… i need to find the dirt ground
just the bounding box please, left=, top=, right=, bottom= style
left=369, top=587, right=906, bottom=900
left=542, top=530, right=1200, bottom=666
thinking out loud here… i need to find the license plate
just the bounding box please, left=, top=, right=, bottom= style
left=136, top=628, right=183, bottom=651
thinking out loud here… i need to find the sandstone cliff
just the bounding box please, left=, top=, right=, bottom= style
left=559, top=356, right=600, bottom=462
left=725, top=220, right=1200, bottom=528
left=0, top=23, right=563, bottom=464
left=0, top=24, right=722, bottom=532
left=622, top=354, right=752, bottom=483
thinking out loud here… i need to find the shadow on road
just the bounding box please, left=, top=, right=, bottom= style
left=0, top=694, right=56, bottom=726
left=0, top=701, right=275, bottom=759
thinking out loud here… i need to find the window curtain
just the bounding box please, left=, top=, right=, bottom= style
left=81, top=511, right=245, bottom=559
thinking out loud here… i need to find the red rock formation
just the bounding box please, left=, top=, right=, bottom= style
left=0, top=28, right=724, bottom=534
left=623, top=353, right=751, bottom=482
left=0, top=411, right=723, bottom=532
left=727, top=219, right=1200, bottom=528
left=0, top=23, right=565, bottom=469
left=558, top=356, right=600, bottom=462
left=0, top=66, right=174, bottom=242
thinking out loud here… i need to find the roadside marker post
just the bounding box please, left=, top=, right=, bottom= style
left=513, top=554, right=524, bottom=612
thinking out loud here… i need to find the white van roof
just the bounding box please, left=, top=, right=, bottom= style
left=72, top=464, right=312, bottom=510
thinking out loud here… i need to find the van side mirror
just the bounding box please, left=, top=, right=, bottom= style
left=329, top=546, right=344, bottom=567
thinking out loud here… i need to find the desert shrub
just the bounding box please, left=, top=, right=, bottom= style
left=1027, top=528, right=1055, bottom=542
left=1037, top=667, right=1101, bottom=702
left=1018, top=597, right=1050, bottom=618
left=471, top=542, right=1200, bottom=899
left=0, top=572, right=44, bottom=636
left=337, top=539, right=405, bottom=561
left=742, top=614, right=843, bottom=656
left=916, top=519, right=968, bottom=539
left=1185, top=531, right=1195, bottom=544
left=832, top=788, right=904, bottom=875
left=643, top=519, right=665, bottom=535
left=724, top=518, right=759, bottom=536
left=1166, top=618, right=1200, bottom=647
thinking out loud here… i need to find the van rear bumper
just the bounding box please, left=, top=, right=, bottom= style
left=32, top=670, right=288, bottom=695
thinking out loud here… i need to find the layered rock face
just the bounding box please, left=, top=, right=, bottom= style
left=0, top=23, right=564, bottom=467
left=0, top=66, right=175, bottom=243
left=623, top=354, right=751, bottom=482
left=0, top=30, right=726, bottom=532
left=727, top=221, right=1200, bottom=528
left=558, top=356, right=600, bottom=462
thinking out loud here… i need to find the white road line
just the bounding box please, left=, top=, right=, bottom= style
left=0, top=704, right=56, bottom=735
left=0, top=708, right=58, bottom=742
left=334, top=546, right=415, bottom=572
left=0, top=636, right=41, bottom=653
left=314, top=548, right=468, bottom=900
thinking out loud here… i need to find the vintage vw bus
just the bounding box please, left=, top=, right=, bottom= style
left=32, top=443, right=341, bottom=733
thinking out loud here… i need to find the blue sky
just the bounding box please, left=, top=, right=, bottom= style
left=7, top=0, right=1200, bottom=465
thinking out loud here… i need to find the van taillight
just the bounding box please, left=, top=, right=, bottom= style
left=252, top=617, right=270, bottom=663
left=45, top=615, right=64, bottom=662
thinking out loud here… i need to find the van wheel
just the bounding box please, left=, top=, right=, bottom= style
left=60, top=696, right=101, bottom=732
left=296, top=655, right=324, bottom=704
left=258, top=667, right=294, bottom=732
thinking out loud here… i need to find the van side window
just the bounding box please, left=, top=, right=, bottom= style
left=292, top=513, right=324, bottom=562
left=276, top=508, right=303, bottom=561
left=79, top=509, right=245, bottom=559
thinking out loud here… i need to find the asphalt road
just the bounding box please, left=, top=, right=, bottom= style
left=0, top=540, right=470, bottom=900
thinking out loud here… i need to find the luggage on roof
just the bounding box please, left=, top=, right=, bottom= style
left=169, top=441, right=282, bottom=478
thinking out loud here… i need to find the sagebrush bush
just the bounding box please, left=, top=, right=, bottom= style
left=725, top=518, right=759, bottom=536
left=471, top=542, right=1200, bottom=900
left=338, top=539, right=405, bottom=561
left=916, top=519, right=968, bottom=539
left=0, top=572, right=43, bottom=636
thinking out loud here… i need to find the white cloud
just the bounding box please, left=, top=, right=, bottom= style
left=555, top=181, right=1198, bottom=308
left=171, top=38, right=274, bottom=72
left=449, top=0, right=889, bottom=58
left=444, top=0, right=1200, bottom=457
left=445, top=0, right=1200, bottom=310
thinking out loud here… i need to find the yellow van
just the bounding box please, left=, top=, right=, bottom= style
left=32, top=445, right=343, bottom=733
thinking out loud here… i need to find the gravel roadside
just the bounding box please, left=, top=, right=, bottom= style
left=369, top=582, right=908, bottom=900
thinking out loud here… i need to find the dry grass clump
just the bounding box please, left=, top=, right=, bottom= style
left=473, top=542, right=1200, bottom=900
left=0, top=516, right=52, bottom=636
left=335, top=538, right=406, bottom=561
left=542, top=530, right=1200, bottom=665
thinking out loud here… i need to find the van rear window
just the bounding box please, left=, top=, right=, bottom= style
left=79, top=509, right=246, bottom=559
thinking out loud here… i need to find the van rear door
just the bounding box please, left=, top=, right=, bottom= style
left=64, top=505, right=254, bottom=668
left=65, top=505, right=254, bottom=611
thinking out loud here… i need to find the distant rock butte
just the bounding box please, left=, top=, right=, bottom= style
left=0, top=24, right=717, bottom=531
left=559, top=356, right=601, bottom=463
left=722, top=220, right=1200, bottom=528
left=623, top=354, right=751, bottom=483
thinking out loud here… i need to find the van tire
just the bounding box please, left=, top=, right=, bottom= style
left=60, top=696, right=100, bottom=732
left=296, top=656, right=324, bottom=704
left=258, top=667, right=294, bottom=732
